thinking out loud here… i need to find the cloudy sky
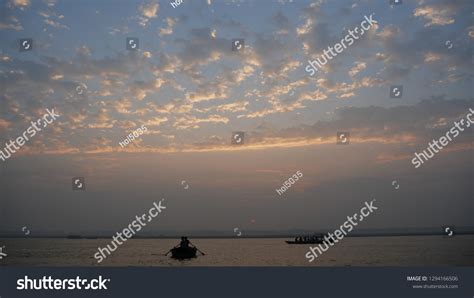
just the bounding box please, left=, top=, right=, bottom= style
left=0, top=0, right=472, bottom=234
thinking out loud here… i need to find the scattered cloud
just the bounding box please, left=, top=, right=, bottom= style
left=9, top=0, right=30, bottom=9
left=138, top=1, right=159, bottom=27
left=413, top=5, right=455, bottom=27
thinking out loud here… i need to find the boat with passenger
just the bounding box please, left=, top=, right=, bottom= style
left=285, top=234, right=331, bottom=244
left=166, top=237, right=205, bottom=259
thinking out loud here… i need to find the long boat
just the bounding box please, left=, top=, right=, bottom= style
left=285, top=234, right=332, bottom=244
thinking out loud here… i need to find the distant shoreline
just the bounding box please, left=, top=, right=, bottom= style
left=1, top=231, right=473, bottom=239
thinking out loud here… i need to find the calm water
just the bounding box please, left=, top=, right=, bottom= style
left=1, top=236, right=473, bottom=266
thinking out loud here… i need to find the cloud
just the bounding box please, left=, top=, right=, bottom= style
left=143, top=116, right=168, bottom=127
left=0, top=119, right=11, bottom=130
left=372, top=23, right=472, bottom=82
left=138, top=1, right=159, bottom=27
left=348, top=61, right=367, bottom=77
left=186, top=80, right=229, bottom=103
left=44, top=0, right=56, bottom=7
left=38, top=11, right=69, bottom=29
left=159, top=17, right=175, bottom=36
left=9, top=0, right=30, bottom=9
left=301, top=98, right=472, bottom=143
left=140, top=1, right=158, bottom=18
left=413, top=5, right=455, bottom=27
left=412, top=1, right=472, bottom=28
left=1, top=1, right=472, bottom=159
left=87, top=108, right=116, bottom=129
left=215, top=101, right=249, bottom=113
left=312, top=76, right=385, bottom=100
left=173, top=114, right=229, bottom=130
left=376, top=25, right=399, bottom=40
left=0, top=15, right=23, bottom=31
left=424, top=52, right=441, bottom=63
left=231, top=98, right=474, bottom=155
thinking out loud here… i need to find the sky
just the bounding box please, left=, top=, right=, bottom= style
left=0, top=0, right=472, bottom=235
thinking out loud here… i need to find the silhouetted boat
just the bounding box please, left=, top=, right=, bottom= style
left=285, top=239, right=324, bottom=244
left=286, top=234, right=332, bottom=244
left=171, top=246, right=197, bottom=259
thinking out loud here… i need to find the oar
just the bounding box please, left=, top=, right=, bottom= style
left=189, top=242, right=206, bottom=255
left=164, top=244, right=180, bottom=256
left=195, top=248, right=206, bottom=256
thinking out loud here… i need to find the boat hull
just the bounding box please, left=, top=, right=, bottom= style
left=285, top=240, right=324, bottom=244
left=171, top=247, right=197, bottom=259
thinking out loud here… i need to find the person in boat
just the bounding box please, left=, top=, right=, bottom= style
left=167, top=237, right=205, bottom=258
left=179, top=236, right=188, bottom=248
left=179, top=236, right=193, bottom=248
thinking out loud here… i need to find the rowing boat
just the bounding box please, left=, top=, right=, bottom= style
left=171, top=246, right=197, bottom=259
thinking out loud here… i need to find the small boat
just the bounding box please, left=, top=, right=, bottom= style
left=171, top=246, right=197, bottom=259
left=286, top=234, right=332, bottom=244
left=285, top=239, right=324, bottom=244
